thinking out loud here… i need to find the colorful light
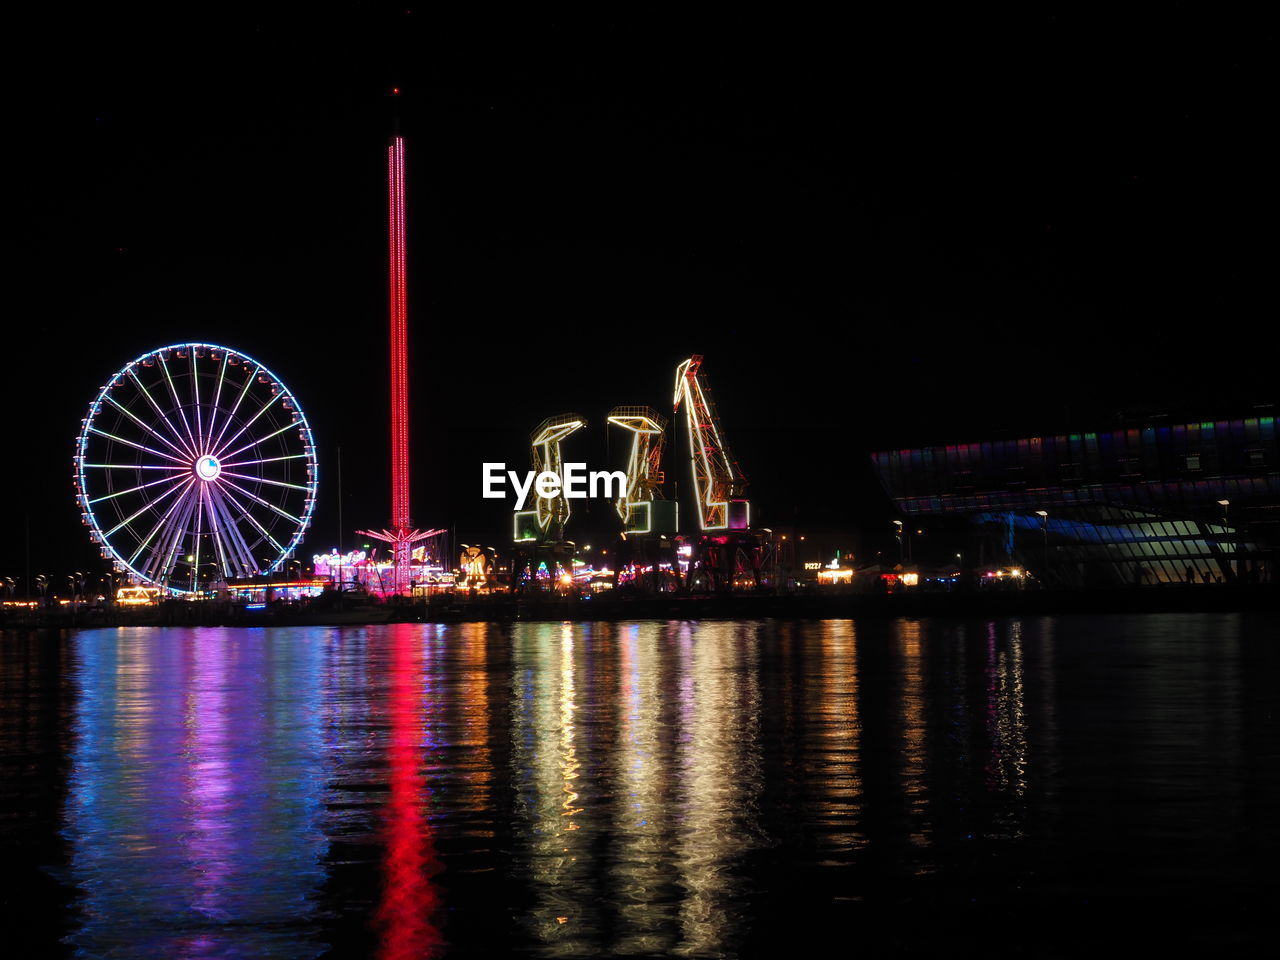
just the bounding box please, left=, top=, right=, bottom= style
left=358, top=134, right=433, bottom=594
left=74, top=342, right=318, bottom=594
left=526, top=415, right=587, bottom=539
left=606, top=406, right=669, bottom=528
left=673, top=356, right=748, bottom=530
left=389, top=136, right=409, bottom=534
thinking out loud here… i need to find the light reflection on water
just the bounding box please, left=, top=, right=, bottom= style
left=22, top=615, right=1273, bottom=957
left=66, top=628, right=328, bottom=959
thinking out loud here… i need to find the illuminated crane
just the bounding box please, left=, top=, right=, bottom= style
left=673, top=356, right=749, bottom=530
left=606, top=406, right=668, bottom=531
left=529, top=414, right=587, bottom=539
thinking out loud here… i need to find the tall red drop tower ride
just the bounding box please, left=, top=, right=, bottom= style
left=358, top=130, right=437, bottom=594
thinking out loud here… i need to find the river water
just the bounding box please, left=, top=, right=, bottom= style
left=2, top=616, right=1277, bottom=957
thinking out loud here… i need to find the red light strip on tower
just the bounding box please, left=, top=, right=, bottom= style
left=362, top=133, right=428, bottom=595
left=388, top=136, right=410, bottom=531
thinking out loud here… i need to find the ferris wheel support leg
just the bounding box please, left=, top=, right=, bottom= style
left=207, top=483, right=257, bottom=578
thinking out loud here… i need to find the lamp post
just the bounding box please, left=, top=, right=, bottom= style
left=1217, top=499, right=1231, bottom=580
left=1035, top=510, right=1049, bottom=584
left=202, top=563, right=220, bottom=597
left=892, top=520, right=904, bottom=564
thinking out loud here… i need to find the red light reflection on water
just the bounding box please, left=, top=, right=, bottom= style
left=375, top=624, right=443, bottom=960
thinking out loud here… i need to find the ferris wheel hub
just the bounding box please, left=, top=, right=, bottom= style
left=195, top=455, right=221, bottom=481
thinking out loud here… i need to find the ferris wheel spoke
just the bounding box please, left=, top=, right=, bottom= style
left=82, top=463, right=190, bottom=471
left=204, top=488, right=240, bottom=577
left=143, top=484, right=199, bottom=584
left=217, top=476, right=304, bottom=525
left=88, top=471, right=190, bottom=505
left=208, top=364, right=260, bottom=458
left=104, top=394, right=192, bottom=461
left=159, top=355, right=200, bottom=456
left=207, top=483, right=257, bottom=577
left=190, top=352, right=203, bottom=454
left=216, top=482, right=290, bottom=556
left=219, top=470, right=311, bottom=492
left=190, top=480, right=207, bottom=590
left=216, top=419, right=299, bottom=464
left=88, top=426, right=192, bottom=467
left=126, top=370, right=197, bottom=459
left=201, top=486, right=228, bottom=578
left=219, top=453, right=308, bottom=469
left=121, top=481, right=193, bottom=567
left=103, top=475, right=192, bottom=540
left=210, top=390, right=284, bottom=460
left=203, top=352, right=231, bottom=455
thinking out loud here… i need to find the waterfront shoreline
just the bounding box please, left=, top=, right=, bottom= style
left=4, top=583, right=1276, bottom=629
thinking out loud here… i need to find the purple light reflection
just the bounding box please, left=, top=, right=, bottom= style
left=64, top=628, right=327, bottom=959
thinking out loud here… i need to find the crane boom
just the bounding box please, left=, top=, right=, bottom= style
left=673, top=356, right=748, bottom=530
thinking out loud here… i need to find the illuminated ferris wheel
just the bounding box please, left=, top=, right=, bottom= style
left=73, top=343, right=317, bottom=594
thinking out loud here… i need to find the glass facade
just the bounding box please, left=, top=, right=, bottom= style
left=871, top=415, right=1279, bottom=586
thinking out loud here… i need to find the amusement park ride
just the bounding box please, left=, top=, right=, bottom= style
left=356, top=132, right=445, bottom=593
left=73, top=342, right=319, bottom=595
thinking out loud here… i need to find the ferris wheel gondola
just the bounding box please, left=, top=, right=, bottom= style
left=73, top=343, right=317, bottom=594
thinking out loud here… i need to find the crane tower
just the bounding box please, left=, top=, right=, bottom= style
left=526, top=414, right=587, bottom=541
left=606, top=406, right=672, bottom=535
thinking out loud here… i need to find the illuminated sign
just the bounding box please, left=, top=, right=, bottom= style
left=483, top=462, right=627, bottom=510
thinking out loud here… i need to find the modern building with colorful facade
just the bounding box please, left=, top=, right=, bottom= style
left=872, top=411, right=1278, bottom=587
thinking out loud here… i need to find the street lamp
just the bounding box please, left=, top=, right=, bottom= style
left=1217, top=499, right=1232, bottom=580
left=1035, top=510, right=1049, bottom=582
left=892, top=520, right=903, bottom=564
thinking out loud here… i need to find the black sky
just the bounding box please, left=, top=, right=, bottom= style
left=3, top=10, right=1274, bottom=582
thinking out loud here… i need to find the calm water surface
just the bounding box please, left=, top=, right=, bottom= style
left=2, top=616, right=1278, bottom=957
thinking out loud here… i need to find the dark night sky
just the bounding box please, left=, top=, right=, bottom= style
left=3, top=10, right=1274, bottom=583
